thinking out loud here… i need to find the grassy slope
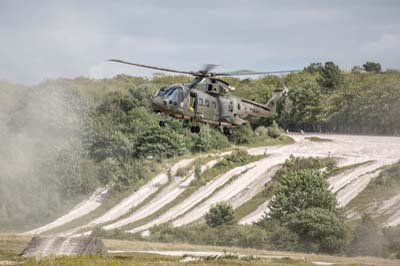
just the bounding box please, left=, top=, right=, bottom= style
left=44, top=161, right=164, bottom=235
left=31, top=138, right=292, bottom=235
left=119, top=154, right=265, bottom=231
left=346, top=161, right=400, bottom=224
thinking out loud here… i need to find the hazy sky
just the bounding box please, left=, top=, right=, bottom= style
left=1, top=0, right=399, bottom=84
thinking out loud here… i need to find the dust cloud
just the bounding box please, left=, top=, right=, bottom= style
left=0, top=85, right=89, bottom=231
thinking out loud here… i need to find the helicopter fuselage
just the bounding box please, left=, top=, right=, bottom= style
left=151, top=80, right=279, bottom=127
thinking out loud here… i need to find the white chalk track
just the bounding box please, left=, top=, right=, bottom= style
left=25, top=134, right=400, bottom=236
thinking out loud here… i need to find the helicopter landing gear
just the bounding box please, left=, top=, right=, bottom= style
left=223, top=126, right=233, bottom=136
left=159, top=120, right=166, bottom=127
left=190, top=126, right=200, bottom=133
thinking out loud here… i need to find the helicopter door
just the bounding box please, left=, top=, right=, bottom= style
left=189, top=92, right=196, bottom=113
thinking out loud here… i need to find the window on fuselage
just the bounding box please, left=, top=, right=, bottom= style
left=155, top=87, right=167, bottom=97
left=199, top=98, right=204, bottom=106
left=177, top=88, right=184, bottom=102
left=165, top=88, right=176, bottom=97
left=229, top=102, right=233, bottom=112
left=205, top=99, right=210, bottom=107
left=212, top=101, right=216, bottom=109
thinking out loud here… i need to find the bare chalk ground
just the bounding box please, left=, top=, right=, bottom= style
left=25, top=133, right=400, bottom=235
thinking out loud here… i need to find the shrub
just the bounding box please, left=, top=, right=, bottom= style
left=255, top=126, right=268, bottom=136
left=228, top=123, right=254, bottom=144
left=286, top=208, right=348, bottom=254
left=194, top=160, right=202, bottom=178
left=267, top=121, right=282, bottom=138
left=260, top=166, right=348, bottom=254
left=205, top=202, right=235, bottom=228
left=268, top=226, right=299, bottom=251
left=269, top=169, right=338, bottom=221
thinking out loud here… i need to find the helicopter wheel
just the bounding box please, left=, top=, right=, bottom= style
left=159, top=120, right=166, bottom=127
left=223, top=126, right=233, bottom=136
left=190, top=126, right=200, bottom=133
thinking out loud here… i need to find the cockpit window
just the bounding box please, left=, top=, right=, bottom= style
left=165, top=88, right=176, bottom=97
left=155, top=87, right=167, bottom=97
left=156, top=85, right=184, bottom=101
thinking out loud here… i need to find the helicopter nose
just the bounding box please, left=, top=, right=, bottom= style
left=151, top=96, right=164, bottom=111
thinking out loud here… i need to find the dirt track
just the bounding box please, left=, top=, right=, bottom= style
left=172, top=155, right=288, bottom=227
left=63, top=158, right=194, bottom=236
left=25, top=187, right=109, bottom=235
left=102, top=158, right=221, bottom=231
left=25, top=133, right=400, bottom=235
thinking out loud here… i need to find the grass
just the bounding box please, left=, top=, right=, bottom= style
left=79, top=156, right=216, bottom=234
left=0, top=194, right=88, bottom=233
left=15, top=136, right=293, bottom=235
left=305, top=136, right=333, bottom=142
left=240, top=135, right=295, bottom=148
left=326, top=160, right=373, bottom=178
left=118, top=152, right=265, bottom=231
left=233, top=178, right=275, bottom=222
left=44, top=161, right=164, bottom=235
left=16, top=254, right=316, bottom=266
left=176, top=169, right=251, bottom=226
left=1, top=234, right=399, bottom=266
left=345, top=161, right=400, bottom=223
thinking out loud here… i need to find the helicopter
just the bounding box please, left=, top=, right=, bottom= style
left=109, top=59, right=297, bottom=135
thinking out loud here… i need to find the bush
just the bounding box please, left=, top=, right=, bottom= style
left=363, top=61, right=382, bottom=73
left=228, top=123, right=254, bottom=144
left=260, top=166, right=348, bottom=254
left=134, top=125, right=187, bottom=159
left=286, top=208, right=348, bottom=254
left=268, top=226, right=299, bottom=251
left=148, top=223, right=269, bottom=249
left=191, top=125, right=229, bottom=152
left=194, top=160, right=202, bottom=178
left=205, top=202, right=235, bottom=228
left=267, top=121, right=282, bottom=138
left=254, top=126, right=268, bottom=136
left=269, top=169, right=338, bottom=221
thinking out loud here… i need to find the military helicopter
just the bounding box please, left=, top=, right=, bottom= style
left=109, top=59, right=297, bottom=135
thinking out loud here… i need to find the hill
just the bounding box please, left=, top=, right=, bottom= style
left=1, top=64, right=400, bottom=259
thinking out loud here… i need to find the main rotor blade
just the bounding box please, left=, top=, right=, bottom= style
left=213, top=69, right=301, bottom=76
left=109, top=59, right=194, bottom=76
left=201, top=64, right=218, bottom=73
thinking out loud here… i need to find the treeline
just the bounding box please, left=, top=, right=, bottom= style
left=229, top=61, right=400, bottom=135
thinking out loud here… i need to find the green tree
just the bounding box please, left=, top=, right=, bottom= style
left=134, top=125, right=187, bottom=159
left=363, top=61, right=382, bottom=73
left=304, top=62, right=323, bottom=74
left=205, top=202, right=235, bottom=228
left=268, top=169, right=338, bottom=221
left=286, top=207, right=348, bottom=254
left=263, top=168, right=348, bottom=254
left=317, top=61, right=344, bottom=90
left=278, top=72, right=324, bottom=131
